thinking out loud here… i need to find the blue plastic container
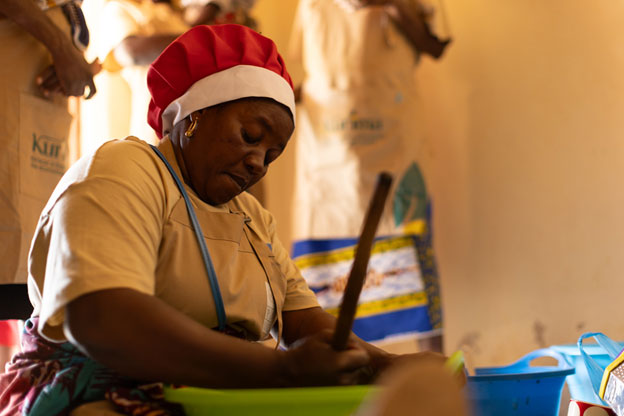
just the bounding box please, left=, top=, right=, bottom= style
left=551, top=342, right=624, bottom=405
left=465, top=348, right=575, bottom=416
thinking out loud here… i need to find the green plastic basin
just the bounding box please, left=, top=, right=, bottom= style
left=164, top=385, right=376, bottom=416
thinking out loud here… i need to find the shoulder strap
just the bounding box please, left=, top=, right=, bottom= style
left=150, top=145, right=226, bottom=331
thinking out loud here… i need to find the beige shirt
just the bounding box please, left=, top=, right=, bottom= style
left=28, top=137, right=319, bottom=342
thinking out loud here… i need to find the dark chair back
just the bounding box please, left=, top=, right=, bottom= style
left=0, top=284, right=33, bottom=320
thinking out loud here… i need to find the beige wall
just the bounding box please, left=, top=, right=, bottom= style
left=258, top=0, right=624, bottom=366
left=420, top=0, right=624, bottom=366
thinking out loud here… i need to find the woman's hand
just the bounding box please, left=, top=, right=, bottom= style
left=281, top=307, right=394, bottom=385
left=282, top=329, right=371, bottom=386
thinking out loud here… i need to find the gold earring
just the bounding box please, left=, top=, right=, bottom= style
left=185, top=117, right=199, bottom=138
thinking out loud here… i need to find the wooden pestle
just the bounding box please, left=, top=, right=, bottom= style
left=331, top=172, right=393, bottom=351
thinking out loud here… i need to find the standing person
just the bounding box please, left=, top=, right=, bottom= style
left=98, top=0, right=189, bottom=144
left=289, top=0, right=450, bottom=352
left=0, top=24, right=457, bottom=415
left=0, top=0, right=97, bottom=375
left=0, top=0, right=97, bottom=286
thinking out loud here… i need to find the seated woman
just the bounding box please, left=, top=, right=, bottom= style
left=0, top=24, right=459, bottom=416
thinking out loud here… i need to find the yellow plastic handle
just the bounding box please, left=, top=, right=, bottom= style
left=445, top=350, right=465, bottom=376
left=600, top=350, right=624, bottom=399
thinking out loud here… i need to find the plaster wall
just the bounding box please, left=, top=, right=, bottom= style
left=259, top=0, right=624, bottom=365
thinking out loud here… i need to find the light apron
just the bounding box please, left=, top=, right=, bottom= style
left=291, top=1, right=427, bottom=241
left=0, top=8, right=72, bottom=283
left=290, top=0, right=442, bottom=342
left=152, top=145, right=285, bottom=342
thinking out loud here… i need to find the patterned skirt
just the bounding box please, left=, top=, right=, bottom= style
left=0, top=317, right=182, bottom=416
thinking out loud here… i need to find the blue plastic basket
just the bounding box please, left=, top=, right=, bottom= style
left=465, top=348, right=575, bottom=416
left=552, top=341, right=624, bottom=405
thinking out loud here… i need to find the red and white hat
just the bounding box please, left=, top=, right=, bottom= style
left=147, top=24, right=295, bottom=138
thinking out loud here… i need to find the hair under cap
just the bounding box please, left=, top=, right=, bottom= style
left=147, top=24, right=295, bottom=138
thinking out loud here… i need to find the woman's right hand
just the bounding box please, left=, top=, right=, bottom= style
left=281, top=329, right=371, bottom=386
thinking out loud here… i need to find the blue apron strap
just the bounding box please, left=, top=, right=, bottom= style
left=150, top=145, right=226, bottom=331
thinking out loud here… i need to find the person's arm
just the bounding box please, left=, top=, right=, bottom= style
left=0, top=0, right=96, bottom=97
left=185, top=2, right=220, bottom=26
left=64, top=288, right=371, bottom=388
left=349, top=0, right=450, bottom=59
left=383, top=0, right=451, bottom=59
left=113, top=34, right=182, bottom=67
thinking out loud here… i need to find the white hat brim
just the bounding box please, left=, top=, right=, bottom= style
left=161, top=65, right=296, bottom=136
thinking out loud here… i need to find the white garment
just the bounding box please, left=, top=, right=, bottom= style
left=290, top=0, right=427, bottom=240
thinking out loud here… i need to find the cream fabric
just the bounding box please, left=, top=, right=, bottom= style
left=0, top=7, right=72, bottom=284
left=289, top=0, right=426, bottom=240
left=28, top=136, right=319, bottom=342
left=97, top=0, right=189, bottom=143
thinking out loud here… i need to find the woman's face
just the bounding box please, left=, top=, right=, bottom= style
left=174, top=98, right=294, bottom=206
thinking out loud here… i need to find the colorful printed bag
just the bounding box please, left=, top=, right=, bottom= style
left=292, top=214, right=442, bottom=343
